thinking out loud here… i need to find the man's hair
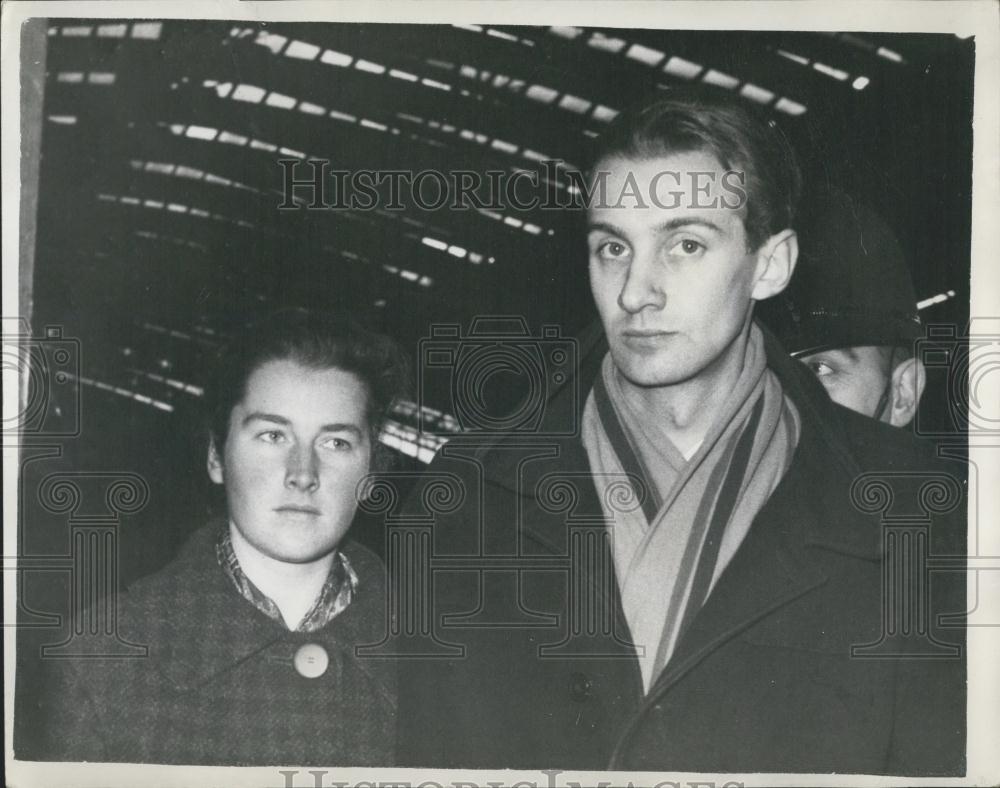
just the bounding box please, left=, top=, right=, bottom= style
left=205, top=309, right=410, bottom=471
left=589, top=85, right=802, bottom=251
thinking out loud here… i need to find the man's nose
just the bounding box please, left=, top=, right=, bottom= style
left=617, top=252, right=666, bottom=314
left=284, top=444, right=319, bottom=491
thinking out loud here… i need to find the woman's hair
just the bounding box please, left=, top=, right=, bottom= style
left=204, top=309, right=410, bottom=470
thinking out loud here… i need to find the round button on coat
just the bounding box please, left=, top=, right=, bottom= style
left=293, top=643, right=329, bottom=679
left=569, top=671, right=593, bottom=701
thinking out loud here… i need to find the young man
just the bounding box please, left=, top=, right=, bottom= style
left=37, top=310, right=407, bottom=766
left=764, top=191, right=926, bottom=426
left=397, top=88, right=964, bottom=774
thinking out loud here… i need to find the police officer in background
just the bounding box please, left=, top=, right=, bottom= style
left=763, top=191, right=927, bottom=427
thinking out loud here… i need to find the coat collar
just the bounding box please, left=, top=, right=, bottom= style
left=128, top=526, right=388, bottom=693
left=471, top=319, right=878, bottom=560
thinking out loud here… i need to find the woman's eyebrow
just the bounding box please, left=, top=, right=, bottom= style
left=241, top=413, right=290, bottom=427
left=318, top=423, right=363, bottom=437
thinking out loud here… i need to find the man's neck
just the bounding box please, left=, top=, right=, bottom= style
left=620, top=328, right=751, bottom=458
left=228, top=522, right=336, bottom=630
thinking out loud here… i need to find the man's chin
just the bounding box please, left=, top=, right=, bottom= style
left=615, top=365, right=683, bottom=389
left=610, top=353, right=682, bottom=389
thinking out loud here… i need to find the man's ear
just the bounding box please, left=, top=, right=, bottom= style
left=751, top=229, right=798, bottom=301
left=207, top=436, right=225, bottom=485
left=889, top=356, right=926, bottom=428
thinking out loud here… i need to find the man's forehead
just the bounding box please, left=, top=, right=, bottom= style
left=597, top=149, right=727, bottom=176
left=587, top=151, right=746, bottom=233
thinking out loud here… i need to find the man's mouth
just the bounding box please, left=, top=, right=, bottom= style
left=619, top=329, right=677, bottom=351
left=275, top=505, right=321, bottom=516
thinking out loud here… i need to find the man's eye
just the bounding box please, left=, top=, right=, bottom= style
left=669, top=238, right=705, bottom=257
left=805, top=360, right=835, bottom=377
left=597, top=240, right=629, bottom=260
left=257, top=430, right=286, bottom=443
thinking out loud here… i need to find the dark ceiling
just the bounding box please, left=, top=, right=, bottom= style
left=13, top=19, right=976, bottom=761
left=29, top=19, right=973, bottom=451
left=11, top=24, right=977, bottom=734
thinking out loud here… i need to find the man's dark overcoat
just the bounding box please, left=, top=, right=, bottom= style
left=396, top=325, right=966, bottom=775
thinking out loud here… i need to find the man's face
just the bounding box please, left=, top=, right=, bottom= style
left=208, top=358, right=372, bottom=565
left=797, top=346, right=891, bottom=420
left=587, top=151, right=766, bottom=388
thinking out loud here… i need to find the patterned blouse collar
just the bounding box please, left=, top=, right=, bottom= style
left=215, top=524, right=359, bottom=633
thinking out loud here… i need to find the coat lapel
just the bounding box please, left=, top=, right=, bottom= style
left=604, top=331, right=883, bottom=763
left=647, top=418, right=856, bottom=697
left=606, top=409, right=881, bottom=765
left=147, top=528, right=288, bottom=691
left=146, top=528, right=389, bottom=694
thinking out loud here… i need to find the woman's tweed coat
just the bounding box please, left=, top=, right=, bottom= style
left=36, top=525, right=396, bottom=766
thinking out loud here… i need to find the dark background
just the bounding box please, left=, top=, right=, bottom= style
left=15, top=20, right=973, bottom=757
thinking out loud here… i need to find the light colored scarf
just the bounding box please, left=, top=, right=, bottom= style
left=581, top=324, right=800, bottom=692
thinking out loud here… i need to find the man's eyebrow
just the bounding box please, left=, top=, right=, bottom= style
left=587, top=220, right=625, bottom=236
left=586, top=217, right=725, bottom=236
left=653, top=217, right=724, bottom=234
